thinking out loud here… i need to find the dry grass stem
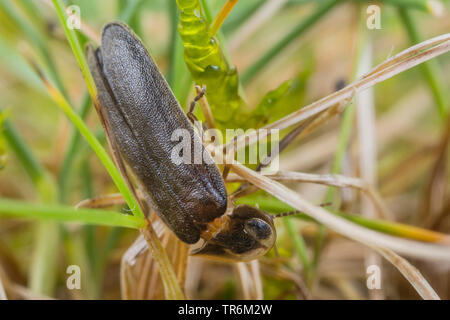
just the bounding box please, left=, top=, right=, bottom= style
left=236, top=263, right=252, bottom=299
left=0, top=272, right=7, bottom=300
left=236, top=261, right=263, bottom=299
left=195, top=85, right=216, bottom=129
left=373, top=246, right=440, bottom=300
left=227, top=171, right=391, bottom=219
left=421, top=119, right=450, bottom=227
left=229, top=161, right=450, bottom=261
left=121, top=220, right=188, bottom=300
left=44, top=0, right=100, bottom=43
left=355, top=39, right=383, bottom=299
left=281, top=85, right=431, bottom=171
left=250, top=260, right=263, bottom=300
left=218, top=34, right=450, bottom=155
left=260, top=263, right=312, bottom=299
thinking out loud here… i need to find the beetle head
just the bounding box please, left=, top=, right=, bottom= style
left=191, top=205, right=276, bottom=262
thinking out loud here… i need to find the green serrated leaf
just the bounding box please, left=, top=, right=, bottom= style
left=249, top=65, right=312, bottom=128
left=176, top=0, right=248, bottom=128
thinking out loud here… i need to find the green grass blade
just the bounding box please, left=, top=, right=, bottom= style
left=0, top=36, right=44, bottom=92
left=338, top=211, right=450, bottom=243
left=167, top=0, right=192, bottom=105
left=241, top=0, right=338, bottom=85
left=0, top=198, right=145, bottom=229
left=222, top=0, right=265, bottom=35
left=2, top=119, right=57, bottom=202
left=41, top=77, right=144, bottom=220
left=51, top=0, right=97, bottom=100
left=398, top=8, right=449, bottom=119
left=118, top=0, right=145, bottom=24
left=378, top=0, right=443, bottom=12
left=58, top=92, right=92, bottom=203
left=0, top=0, right=68, bottom=98
left=2, top=117, right=60, bottom=295
left=28, top=221, right=59, bottom=296
left=283, top=217, right=311, bottom=283
left=50, top=0, right=145, bottom=220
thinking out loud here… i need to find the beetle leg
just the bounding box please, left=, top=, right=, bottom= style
left=75, top=189, right=146, bottom=209
left=76, top=193, right=126, bottom=209
left=222, top=165, right=230, bottom=180
left=187, top=85, right=206, bottom=126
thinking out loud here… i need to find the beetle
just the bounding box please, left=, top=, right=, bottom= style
left=86, top=22, right=276, bottom=261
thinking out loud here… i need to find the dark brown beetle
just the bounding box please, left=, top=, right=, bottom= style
left=86, top=22, right=275, bottom=261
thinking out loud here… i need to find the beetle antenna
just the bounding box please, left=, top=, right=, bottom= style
left=272, top=202, right=332, bottom=219
left=272, top=211, right=300, bottom=218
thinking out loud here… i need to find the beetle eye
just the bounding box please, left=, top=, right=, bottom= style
left=244, top=218, right=272, bottom=240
